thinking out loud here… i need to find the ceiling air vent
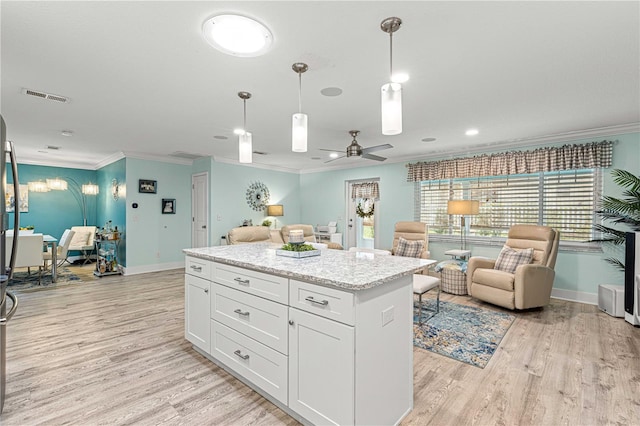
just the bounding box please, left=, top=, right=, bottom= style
left=169, top=151, right=203, bottom=160
left=46, top=145, right=61, bottom=150
left=21, top=88, right=70, bottom=103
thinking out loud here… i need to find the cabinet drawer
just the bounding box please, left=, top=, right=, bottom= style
left=214, top=263, right=288, bottom=304
left=185, top=256, right=212, bottom=280
left=211, top=320, right=287, bottom=405
left=290, top=280, right=355, bottom=326
left=212, top=283, right=288, bottom=355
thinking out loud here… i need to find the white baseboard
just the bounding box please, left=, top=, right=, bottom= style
left=551, top=288, right=598, bottom=305
left=121, top=261, right=184, bottom=276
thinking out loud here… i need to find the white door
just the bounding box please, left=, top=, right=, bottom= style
left=192, top=172, right=209, bottom=248
left=288, top=307, right=355, bottom=426
left=345, top=181, right=379, bottom=250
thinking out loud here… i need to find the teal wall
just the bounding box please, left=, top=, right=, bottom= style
left=299, top=132, right=640, bottom=296
left=6, top=164, right=98, bottom=239
left=125, top=158, right=192, bottom=269
left=205, top=160, right=301, bottom=245
left=97, top=158, right=127, bottom=265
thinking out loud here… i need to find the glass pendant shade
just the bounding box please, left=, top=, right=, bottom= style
left=82, top=183, right=100, bottom=195
left=47, top=178, right=68, bottom=190
left=291, top=113, right=308, bottom=152
left=239, top=132, right=252, bottom=164
left=381, top=82, right=402, bottom=135
left=28, top=181, right=50, bottom=192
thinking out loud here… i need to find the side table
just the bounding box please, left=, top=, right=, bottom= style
left=437, top=250, right=471, bottom=295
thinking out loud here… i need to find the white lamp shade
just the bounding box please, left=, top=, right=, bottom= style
left=239, top=132, right=252, bottom=163
left=447, top=200, right=480, bottom=215
left=46, top=178, right=68, bottom=190
left=292, top=113, right=308, bottom=152
left=381, top=82, right=402, bottom=135
left=28, top=181, right=50, bottom=192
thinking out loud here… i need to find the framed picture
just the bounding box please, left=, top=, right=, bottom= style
left=6, top=184, right=29, bottom=213
left=162, top=198, right=176, bottom=214
left=139, top=179, right=157, bottom=194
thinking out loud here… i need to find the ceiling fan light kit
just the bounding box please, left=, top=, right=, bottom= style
left=237, top=91, right=253, bottom=164
left=291, top=62, right=309, bottom=153
left=380, top=16, right=403, bottom=136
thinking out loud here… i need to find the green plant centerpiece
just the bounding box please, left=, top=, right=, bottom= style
left=19, top=225, right=35, bottom=230
left=593, top=169, right=640, bottom=271
left=281, top=242, right=315, bottom=252
left=262, top=219, right=272, bottom=227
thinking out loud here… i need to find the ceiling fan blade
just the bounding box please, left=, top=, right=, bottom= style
left=324, top=155, right=346, bottom=163
left=362, top=143, right=393, bottom=154
left=318, top=148, right=343, bottom=152
left=361, top=153, right=387, bottom=161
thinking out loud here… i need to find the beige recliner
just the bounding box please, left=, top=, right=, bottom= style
left=391, top=221, right=430, bottom=259
left=227, top=226, right=273, bottom=244
left=466, top=224, right=560, bottom=310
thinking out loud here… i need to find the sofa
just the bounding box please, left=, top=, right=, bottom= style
left=227, top=224, right=342, bottom=249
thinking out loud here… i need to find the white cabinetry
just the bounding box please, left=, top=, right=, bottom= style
left=184, top=255, right=413, bottom=425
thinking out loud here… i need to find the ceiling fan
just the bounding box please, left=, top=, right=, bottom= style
left=320, top=130, right=393, bottom=163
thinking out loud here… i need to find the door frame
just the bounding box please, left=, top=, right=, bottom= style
left=191, top=172, right=209, bottom=248
left=344, top=178, right=380, bottom=250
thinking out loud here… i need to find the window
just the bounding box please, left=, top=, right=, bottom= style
left=415, top=169, right=601, bottom=242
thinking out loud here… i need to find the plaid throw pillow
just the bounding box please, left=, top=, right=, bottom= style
left=395, top=237, right=424, bottom=258
left=494, top=246, right=533, bottom=273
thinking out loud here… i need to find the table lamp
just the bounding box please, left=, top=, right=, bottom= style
left=447, top=200, right=479, bottom=250
left=266, top=204, right=284, bottom=229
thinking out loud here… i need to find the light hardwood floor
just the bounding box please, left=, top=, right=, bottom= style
left=2, top=266, right=639, bottom=425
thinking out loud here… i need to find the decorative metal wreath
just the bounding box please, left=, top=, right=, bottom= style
left=356, top=199, right=375, bottom=218
left=246, top=181, right=270, bottom=211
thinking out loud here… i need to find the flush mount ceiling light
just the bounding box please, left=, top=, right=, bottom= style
left=237, top=91, right=253, bottom=164
left=202, top=14, right=273, bottom=57
left=380, top=17, right=403, bottom=136
left=291, top=62, right=309, bottom=153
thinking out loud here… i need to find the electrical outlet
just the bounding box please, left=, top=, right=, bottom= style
left=382, top=306, right=394, bottom=326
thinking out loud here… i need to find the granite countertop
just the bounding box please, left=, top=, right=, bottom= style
left=183, top=243, right=435, bottom=291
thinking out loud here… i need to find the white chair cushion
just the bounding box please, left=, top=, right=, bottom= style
left=69, top=231, right=91, bottom=248
left=413, top=275, right=440, bottom=294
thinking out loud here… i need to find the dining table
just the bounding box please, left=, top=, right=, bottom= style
left=42, top=234, right=58, bottom=282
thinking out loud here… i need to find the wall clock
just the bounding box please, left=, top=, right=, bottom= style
left=246, top=181, right=270, bottom=211
left=112, top=179, right=120, bottom=201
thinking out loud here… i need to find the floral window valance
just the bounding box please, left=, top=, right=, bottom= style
left=351, top=181, right=379, bottom=200
left=406, top=140, right=613, bottom=182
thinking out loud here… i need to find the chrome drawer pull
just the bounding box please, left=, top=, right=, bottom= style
left=190, top=265, right=202, bottom=272
left=234, top=349, right=249, bottom=360
left=233, top=277, right=250, bottom=285
left=305, top=296, right=329, bottom=306
left=234, top=308, right=250, bottom=316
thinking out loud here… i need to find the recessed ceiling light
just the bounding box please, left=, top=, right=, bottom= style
left=391, top=72, right=409, bottom=83
left=61, top=130, right=73, bottom=137
left=465, top=128, right=479, bottom=136
left=202, top=14, right=273, bottom=57
left=421, top=137, right=436, bottom=142
left=320, top=87, right=343, bottom=97
left=213, top=135, right=228, bottom=140
left=329, top=152, right=339, bottom=158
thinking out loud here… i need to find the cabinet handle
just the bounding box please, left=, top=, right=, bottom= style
left=233, top=277, right=250, bottom=285
left=234, top=349, right=250, bottom=360
left=204, top=288, right=209, bottom=294
left=190, top=265, right=202, bottom=272
left=305, top=296, right=329, bottom=306
left=234, top=308, right=250, bottom=316
left=288, top=320, right=294, bottom=326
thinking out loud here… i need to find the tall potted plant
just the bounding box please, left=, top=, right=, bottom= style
left=593, top=169, right=640, bottom=270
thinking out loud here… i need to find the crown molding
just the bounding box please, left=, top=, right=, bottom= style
left=16, top=157, right=99, bottom=170
left=94, top=151, right=126, bottom=169
left=120, top=151, right=194, bottom=166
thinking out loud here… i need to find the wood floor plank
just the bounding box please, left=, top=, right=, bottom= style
left=2, top=266, right=639, bottom=425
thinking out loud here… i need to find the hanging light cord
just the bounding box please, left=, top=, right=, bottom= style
left=243, top=98, right=247, bottom=131
left=298, top=71, right=303, bottom=113
left=389, top=31, right=394, bottom=78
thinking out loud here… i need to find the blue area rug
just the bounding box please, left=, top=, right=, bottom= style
left=413, top=300, right=515, bottom=368
left=6, top=266, right=83, bottom=292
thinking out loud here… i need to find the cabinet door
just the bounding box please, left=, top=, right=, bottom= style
left=288, top=307, right=355, bottom=426
left=185, top=274, right=211, bottom=353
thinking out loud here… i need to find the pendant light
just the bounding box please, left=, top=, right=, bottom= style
left=380, top=17, right=403, bottom=136
left=291, top=62, right=308, bottom=153
left=237, top=91, right=252, bottom=164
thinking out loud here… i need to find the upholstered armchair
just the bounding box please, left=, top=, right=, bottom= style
left=227, top=226, right=272, bottom=244
left=466, top=225, right=560, bottom=310
left=281, top=224, right=342, bottom=249
left=391, top=221, right=430, bottom=259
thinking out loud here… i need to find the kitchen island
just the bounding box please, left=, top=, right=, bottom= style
left=183, top=243, right=432, bottom=426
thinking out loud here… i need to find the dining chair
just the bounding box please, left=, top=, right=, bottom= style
left=43, top=229, right=75, bottom=269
